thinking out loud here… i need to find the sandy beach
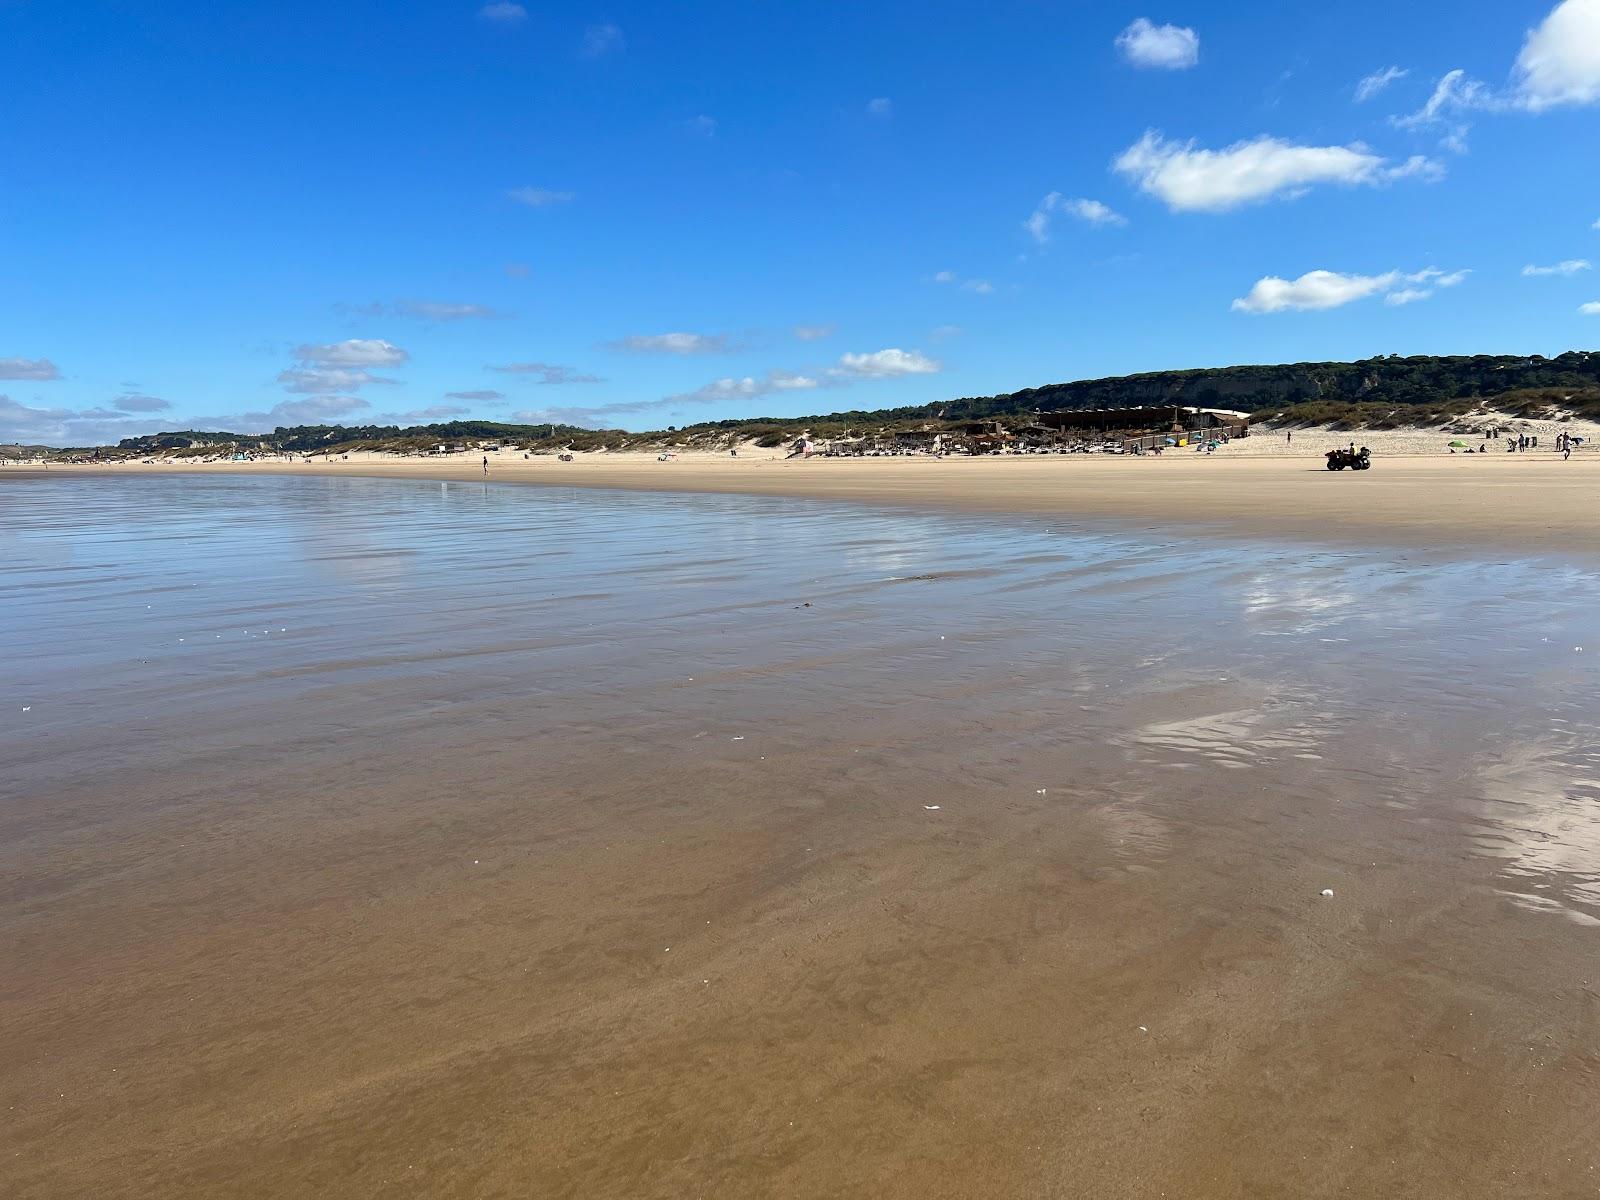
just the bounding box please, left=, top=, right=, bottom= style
left=28, top=428, right=1600, bottom=557
left=4, top=472, right=1600, bottom=1199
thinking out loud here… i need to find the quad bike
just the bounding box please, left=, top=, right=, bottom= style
left=1325, top=446, right=1372, bottom=471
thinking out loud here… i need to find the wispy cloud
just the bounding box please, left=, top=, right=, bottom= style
left=186, top=396, right=375, bottom=435
left=487, top=362, right=603, bottom=384
left=0, top=356, right=62, bottom=381
left=1523, top=259, right=1592, bottom=276
left=1114, top=131, right=1441, bottom=213
left=507, top=186, right=575, bottom=207
left=376, top=405, right=472, bottom=422
left=793, top=324, right=836, bottom=342
left=1581, top=301, right=1600, bottom=315
left=445, top=390, right=507, bottom=402
left=345, top=300, right=503, bottom=321
left=932, top=270, right=996, bottom=294
left=667, top=370, right=821, bottom=406
left=1232, top=267, right=1469, bottom=313
left=1024, top=193, right=1127, bottom=242
left=477, top=3, right=527, bottom=23
left=580, top=21, right=623, bottom=59
left=276, top=339, right=408, bottom=395
left=602, top=332, right=729, bottom=354
left=513, top=346, right=943, bottom=431
left=277, top=367, right=399, bottom=394
left=0, top=394, right=178, bottom=446
left=1355, top=66, right=1408, bottom=102
left=865, top=97, right=893, bottom=118
left=504, top=262, right=531, bottom=278
left=686, top=114, right=717, bottom=138
left=112, top=393, right=171, bottom=412
left=1115, top=18, right=1199, bottom=70
left=295, top=339, right=409, bottom=367
left=1388, top=1, right=1600, bottom=157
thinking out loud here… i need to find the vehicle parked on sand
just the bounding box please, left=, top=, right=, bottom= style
left=1325, top=446, right=1372, bottom=471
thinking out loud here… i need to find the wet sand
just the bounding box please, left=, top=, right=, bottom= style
left=31, top=448, right=1600, bottom=556
left=4, top=475, right=1600, bottom=1198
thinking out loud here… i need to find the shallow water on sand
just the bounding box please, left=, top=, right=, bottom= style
left=4, top=475, right=1600, bottom=1198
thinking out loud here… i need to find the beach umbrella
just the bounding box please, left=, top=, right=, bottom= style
left=1164, top=436, right=1177, bottom=444
left=1448, top=440, right=1468, bottom=448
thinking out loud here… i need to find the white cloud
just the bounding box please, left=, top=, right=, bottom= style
left=113, top=393, right=171, bottom=412
left=687, top=114, right=717, bottom=138
left=1231, top=267, right=1468, bottom=313
left=1356, top=66, right=1408, bottom=102
left=1581, top=301, right=1600, bottom=315
left=377, top=405, right=472, bottom=422
left=478, top=3, right=526, bottom=22
left=1066, top=197, right=1127, bottom=226
left=277, top=367, right=398, bottom=393
left=793, top=324, right=836, bottom=341
left=929, top=324, right=963, bottom=341
left=183, top=396, right=374, bottom=435
left=445, top=389, right=506, bottom=402
left=1114, top=131, right=1440, bottom=213
left=1515, top=0, right=1600, bottom=110
left=295, top=338, right=409, bottom=367
left=833, top=348, right=941, bottom=378
left=1115, top=18, right=1199, bottom=70
left=673, top=371, right=820, bottom=405
left=0, top=356, right=62, bottom=381
left=513, top=369, right=817, bottom=430
left=1024, top=193, right=1127, bottom=242
left=1392, top=68, right=1500, bottom=135
left=580, top=22, right=623, bottom=58
left=487, top=362, right=603, bottom=384
left=866, top=97, right=893, bottom=118
left=395, top=300, right=502, bottom=320
left=1523, top=259, right=1593, bottom=276
left=1389, top=1, right=1600, bottom=149
left=932, top=270, right=996, bottom=293
left=507, top=186, right=574, bottom=207
left=0, top=394, right=180, bottom=446
left=604, top=332, right=728, bottom=354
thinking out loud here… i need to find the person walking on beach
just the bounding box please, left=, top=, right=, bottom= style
left=482, top=454, right=489, bottom=475
left=1286, top=429, right=1292, bottom=447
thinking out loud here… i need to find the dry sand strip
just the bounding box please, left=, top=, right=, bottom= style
left=24, top=449, right=1600, bottom=558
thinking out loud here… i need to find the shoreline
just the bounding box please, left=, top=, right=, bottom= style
left=14, top=451, right=1600, bottom=558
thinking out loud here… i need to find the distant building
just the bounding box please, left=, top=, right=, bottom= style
left=1036, top=406, right=1248, bottom=448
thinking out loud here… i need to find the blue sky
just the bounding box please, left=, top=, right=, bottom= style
left=3, top=0, right=1599, bottom=444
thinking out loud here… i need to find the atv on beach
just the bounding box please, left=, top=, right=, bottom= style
left=1325, top=446, right=1372, bottom=471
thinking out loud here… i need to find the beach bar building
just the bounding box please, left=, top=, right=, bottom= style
left=1035, top=406, right=1249, bottom=449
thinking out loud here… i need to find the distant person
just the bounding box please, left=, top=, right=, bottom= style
left=1286, top=429, right=1292, bottom=446
left=482, top=454, right=489, bottom=475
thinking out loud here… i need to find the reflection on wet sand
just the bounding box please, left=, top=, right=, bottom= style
left=3, top=474, right=1600, bottom=1199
